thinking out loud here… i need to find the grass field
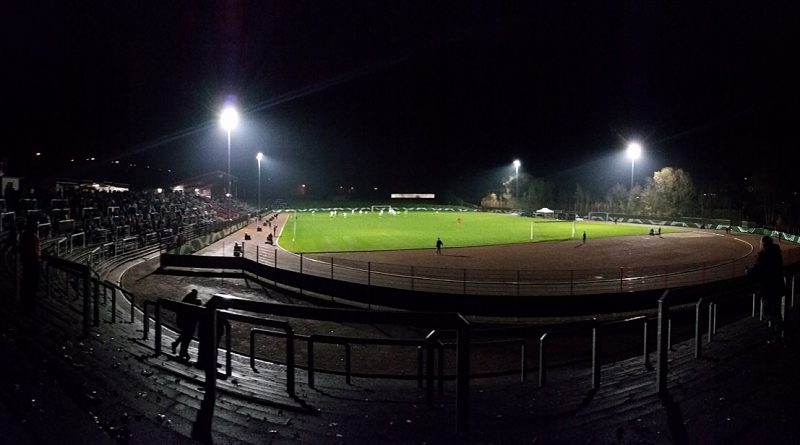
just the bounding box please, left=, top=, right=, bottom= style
left=277, top=211, right=683, bottom=253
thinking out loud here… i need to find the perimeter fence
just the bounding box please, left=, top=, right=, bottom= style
left=224, top=236, right=800, bottom=297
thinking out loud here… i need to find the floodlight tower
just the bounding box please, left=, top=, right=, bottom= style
left=256, top=152, right=263, bottom=212
left=220, top=106, right=239, bottom=220
left=513, top=159, right=521, bottom=198
left=626, top=142, right=642, bottom=189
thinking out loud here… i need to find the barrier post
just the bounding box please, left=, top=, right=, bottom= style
left=93, top=279, right=100, bottom=327
left=538, top=333, right=548, bottom=388
left=592, top=324, right=600, bottom=390
left=154, top=302, right=162, bottom=356
left=286, top=329, right=295, bottom=396
left=455, top=322, right=471, bottom=435
left=426, top=341, right=435, bottom=405
left=643, top=320, right=651, bottom=368
left=345, top=344, right=352, bottom=385
left=521, top=343, right=528, bottom=382
left=694, top=299, right=703, bottom=358
left=570, top=270, right=574, bottom=296
left=656, top=290, right=670, bottom=394
left=111, top=287, right=117, bottom=323
left=82, top=269, right=91, bottom=338
left=307, top=339, right=316, bottom=387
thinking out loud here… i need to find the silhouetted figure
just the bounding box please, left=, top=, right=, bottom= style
left=649, top=228, right=655, bottom=236
left=582, top=231, right=586, bottom=244
left=747, top=236, right=785, bottom=343
left=233, top=242, right=242, bottom=257
left=657, top=227, right=662, bottom=236
left=171, top=289, right=202, bottom=360
left=436, top=237, right=443, bottom=255
left=19, top=218, right=41, bottom=313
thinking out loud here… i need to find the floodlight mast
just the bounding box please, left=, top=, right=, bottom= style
left=626, top=142, right=642, bottom=189
left=513, top=159, right=521, bottom=199
left=256, top=152, right=263, bottom=213
left=220, top=106, right=239, bottom=220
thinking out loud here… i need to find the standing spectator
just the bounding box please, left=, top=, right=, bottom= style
left=747, top=236, right=785, bottom=344
left=171, top=289, right=202, bottom=361
left=582, top=231, right=586, bottom=244
left=19, top=218, right=41, bottom=313
left=436, top=237, right=443, bottom=255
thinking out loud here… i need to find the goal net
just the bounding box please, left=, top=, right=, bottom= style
left=370, top=205, right=393, bottom=212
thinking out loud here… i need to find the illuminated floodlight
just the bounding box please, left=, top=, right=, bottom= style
left=156, top=188, right=163, bottom=194
left=220, top=105, right=239, bottom=219
left=220, top=107, right=239, bottom=131
left=256, top=152, right=264, bottom=210
left=626, top=142, right=642, bottom=160
left=625, top=142, right=643, bottom=188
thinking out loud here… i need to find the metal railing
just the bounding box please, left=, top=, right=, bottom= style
left=157, top=240, right=800, bottom=298
left=34, top=231, right=800, bottom=440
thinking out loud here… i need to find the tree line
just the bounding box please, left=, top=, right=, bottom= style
left=484, top=167, right=696, bottom=218
left=480, top=166, right=799, bottom=232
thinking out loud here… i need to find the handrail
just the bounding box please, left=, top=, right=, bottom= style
left=43, top=255, right=93, bottom=337
left=249, top=326, right=295, bottom=396
left=537, top=319, right=598, bottom=389
left=306, top=333, right=427, bottom=387
left=189, top=294, right=472, bottom=441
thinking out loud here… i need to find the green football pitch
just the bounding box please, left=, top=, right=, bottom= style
left=277, top=211, right=681, bottom=253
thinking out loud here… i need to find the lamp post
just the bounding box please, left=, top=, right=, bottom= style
left=513, top=159, right=521, bottom=199
left=626, top=142, right=642, bottom=189
left=220, top=106, right=239, bottom=220
left=256, top=152, right=263, bottom=213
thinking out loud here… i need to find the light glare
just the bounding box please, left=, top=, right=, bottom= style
left=627, top=142, right=642, bottom=160
left=220, top=107, right=239, bottom=131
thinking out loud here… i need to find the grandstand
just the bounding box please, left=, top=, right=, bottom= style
left=2, top=189, right=800, bottom=443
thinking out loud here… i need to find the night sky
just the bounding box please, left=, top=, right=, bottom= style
left=4, top=2, right=799, bottom=202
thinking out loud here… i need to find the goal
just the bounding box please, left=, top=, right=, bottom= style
left=587, top=211, right=610, bottom=222
left=370, top=205, right=392, bottom=212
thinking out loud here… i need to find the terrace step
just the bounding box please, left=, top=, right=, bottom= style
left=5, top=254, right=800, bottom=444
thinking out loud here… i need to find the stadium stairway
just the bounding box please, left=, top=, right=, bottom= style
left=3, top=260, right=800, bottom=443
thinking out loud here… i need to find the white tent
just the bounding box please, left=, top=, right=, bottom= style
left=535, top=207, right=554, bottom=214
